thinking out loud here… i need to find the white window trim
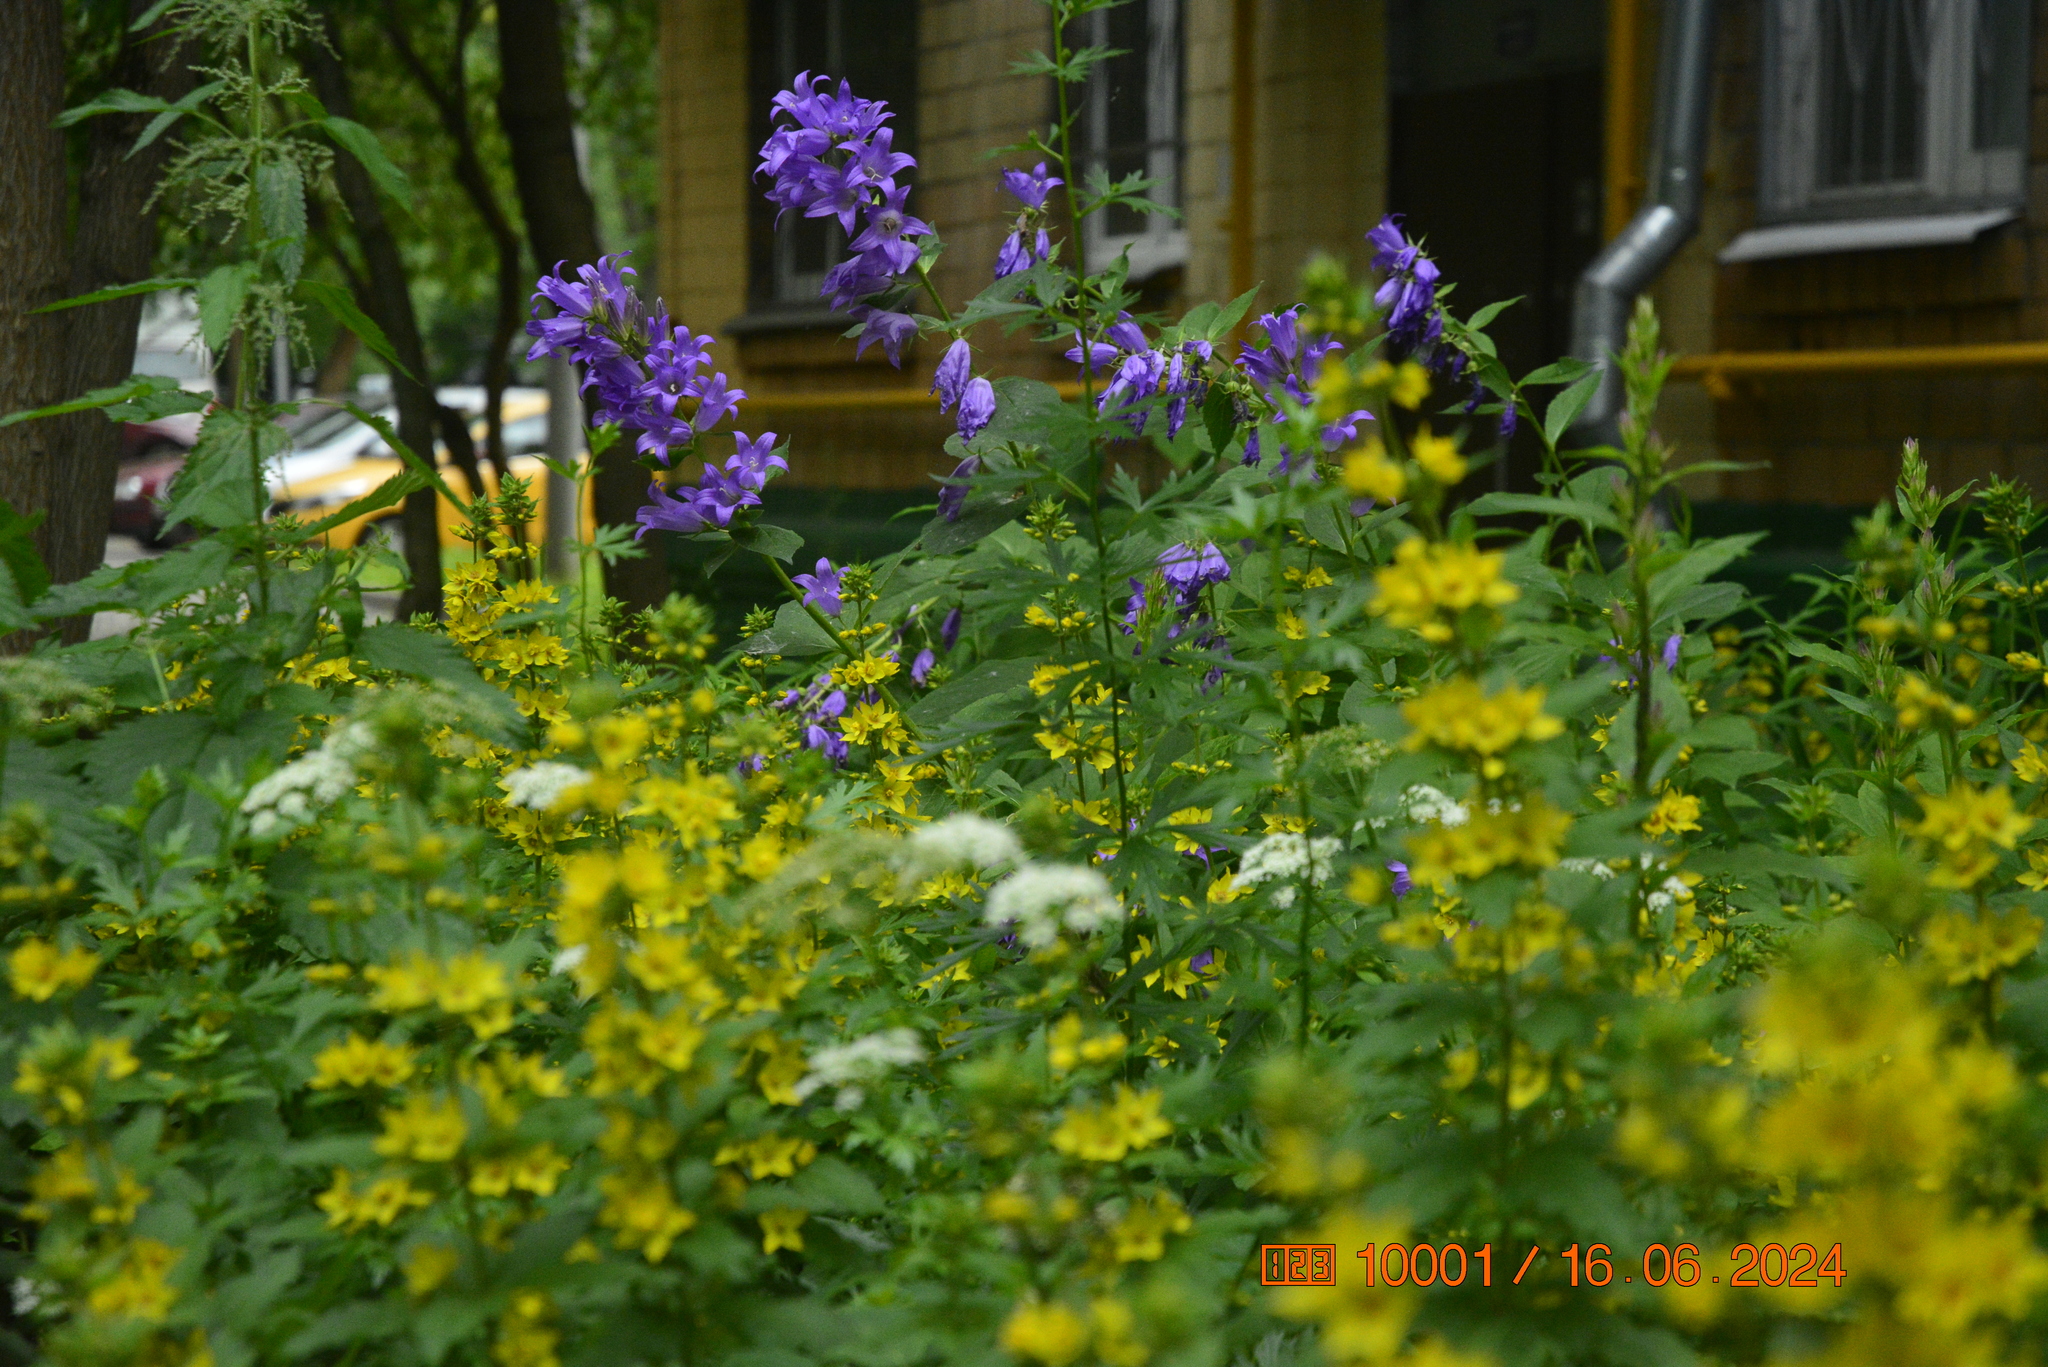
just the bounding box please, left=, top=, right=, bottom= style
left=1081, top=0, right=1187, bottom=278
left=1759, top=0, right=2027, bottom=223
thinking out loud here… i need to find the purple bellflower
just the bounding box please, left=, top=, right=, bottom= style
left=1388, top=861, right=1413, bottom=899
left=1366, top=215, right=1445, bottom=360
left=931, top=339, right=997, bottom=442
left=911, top=648, right=937, bottom=685
left=775, top=673, right=850, bottom=766
left=793, top=557, right=845, bottom=616
left=1159, top=542, right=1231, bottom=612
left=995, top=163, right=1063, bottom=279
left=757, top=74, right=933, bottom=367
left=937, top=455, right=979, bottom=522
left=940, top=606, right=962, bottom=651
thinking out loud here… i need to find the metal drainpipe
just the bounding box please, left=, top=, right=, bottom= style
left=1569, top=0, right=1718, bottom=444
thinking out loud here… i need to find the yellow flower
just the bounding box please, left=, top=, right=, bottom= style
left=365, top=952, right=440, bottom=1012
left=1341, top=441, right=1406, bottom=503
left=2018, top=845, right=2048, bottom=891
left=840, top=700, right=909, bottom=753
left=373, top=1092, right=469, bottom=1163
left=1092, top=1300, right=1151, bottom=1367
left=309, top=1034, right=417, bottom=1090
left=759, top=1207, right=807, bottom=1253
left=405, top=1243, right=461, bottom=1298
left=1269, top=1208, right=1418, bottom=1363
left=597, top=1173, right=697, bottom=1262
left=1410, top=427, right=1467, bottom=486
left=1279, top=671, right=1331, bottom=702
left=1164, top=807, right=1213, bottom=853
left=2017, top=740, right=2048, bottom=784
left=1035, top=725, right=1080, bottom=761
left=1913, top=782, right=2032, bottom=888
left=1642, top=790, right=1703, bottom=839
left=1029, top=662, right=1077, bottom=696
left=633, top=765, right=739, bottom=847
left=1277, top=611, right=1307, bottom=640
left=510, top=1144, right=570, bottom=1196
left=8, top=938, right=98, bottom=1001
left=838, top=654, right=900, bottom=687
left=1401, top=676, right=1563, bottom=760
left=1000, top=1300, right=1090, bottom=1367
left=316, top=1168, right=432, bottom=1230
left=635, top=1007, right=706, bottom=1073
left=1050, top=1086, right=1172, bottom=1162
left=591, top=713, right=651, bottom=769
left=86, top=1238, right=180, bottom=1321
left=1405, top=798, right=1573, bottom=888
left=492, top=1288, right=560, bottom=1367
left=1370, top=537, right=1518, bottom=642
left=1894, top=674, right=1976, bottom=729
left=1920, top=906, right=2043, bottom=983
left=1110, top=1192, right=1191, bottom=1261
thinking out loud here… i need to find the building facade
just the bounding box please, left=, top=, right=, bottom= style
left=656, top=0, right=2048, bottom=509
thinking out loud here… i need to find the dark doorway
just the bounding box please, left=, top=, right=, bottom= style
left=1388, top=0, right=1605, bottom=491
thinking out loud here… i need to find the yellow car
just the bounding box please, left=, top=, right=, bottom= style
left=270, top=389, right=595, bottom=557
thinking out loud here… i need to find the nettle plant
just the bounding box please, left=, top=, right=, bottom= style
left=16, top=2, right=2048, bottom=1367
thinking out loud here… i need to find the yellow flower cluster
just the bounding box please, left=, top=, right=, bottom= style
left=1893, top=674, right=1977, bottom=730
left=14, top=1031, right=137, bottom=1124
left=1919, top=906, right=2043, bottom=983
left=316, top=1168, right=433, bottom=1230
left=7, top=937, right=98, bottom=1001
left=309, top=1033, right=417, bottom=1090
left=1403, top=798, right=1572, bottom=889
left=1108, top=1191, right=1191, bottom=1262
left=1642, top=789, right=1704, bottom=839
left=1911, top=782, right=2031, bottom=887
left=1400, top=677, right=1562, bottom=773
left=1000, top=1297, right=1152, bottom=1367
left=1048, top=1013, right=1127, bottom=1071
left=23, top=1144, right=149, bottom=1224
left=365, top=950, right=514, bottom=1039
left=1370, top=538, right=1519, bottom=643
left=1048, top=1086, right=1173, bottom=1162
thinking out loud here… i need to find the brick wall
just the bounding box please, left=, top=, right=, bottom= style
left=1669, top=0, right=2048, bottom=505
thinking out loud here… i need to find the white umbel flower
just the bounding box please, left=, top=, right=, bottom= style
left=1401, top=784, right=1469, bottom=827
left=898, top=814, right=1023, bottom=888
left=1235, top=833, right=1343, bottom=909
left=501, top=761, right=592, bottom=812
left=241, top=723, right=372, bottom=840
left=985, top=864, right=1121, bottom=946
left=1557, top=857, right=1617, bottom=880
left=793, top=1027, right=926, bottom=1109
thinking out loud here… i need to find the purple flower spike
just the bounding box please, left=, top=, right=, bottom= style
left=940, top=606, right=962, bottom=651
left=793, top=557, right=845, bottom=616
left=1662, top=633, right=1683, bottom=671
left=932, top=338, right=972, bottom=412
left=957, top=377, right=996, bottom=441
left=1366, top=215, right=1445, bottom=360
left=1387, top=861, right=1412, bottom=899
left=938, top=455, right=979, bottom=522
left=911, top=648, right=936, bottom=685
left=1158, top=542, right=1231, bottom=613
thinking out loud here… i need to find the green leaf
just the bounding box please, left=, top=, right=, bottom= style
left=0, top=374, right=185, bottom=431
left=1206, top=286, right=1262, bottom=339
left=908, top=657, right=1039, bottom=727
left=256, top=159, right=306, bottom=285
left=198, top=262, right=258, bottom=354
left=1463, top=296, right=1522, bottom=332
left=161, top=407, right=284, bottom=531
left=32, top=276, right=196, bottom=314
left=53, top=87, right=171, bottom=127
left=103, top=383, right=210, bottom=424
left=742, top=599, right=839, bottom=658
left=292, top=469, right=430, bottom=542
left=128, top=0, right=180, bottom=31
left=1518, top=357, right=1595, bottom=387
left=1542, top=369, right=1602, bottom=449
left=319, top=115, right=417, bottom=216
left=0, top=499, right=51, bottom=606
left=335, top=402, right=470, bottom=516
left=1201, top=383, right=1237, bottom=456
left=127, top=79, right=226, bottom=158
left=353, top=623, right=523, bottom=741
left=298, top=280, right=415, bottom=382
left=735, top=522, right=804, bottom=564
left=1462, top=491, right=1621, bottom=534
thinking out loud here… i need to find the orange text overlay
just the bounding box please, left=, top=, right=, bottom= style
left=1260, top=1242, right=1848, bottom=1289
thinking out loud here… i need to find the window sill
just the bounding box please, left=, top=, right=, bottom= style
left=1718, top=208, right=2020, bottom=264
left=723, top=306, right=852, bottom=337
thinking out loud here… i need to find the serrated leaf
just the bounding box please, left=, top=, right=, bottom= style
left=907, top=657, right=1039, bottom=727
left=742, top=599, right=839, bottom=658
left=0, top=374, right=187, bottom=431
left=128, top=79, right=226, bottom=158
left=256, top=159, right=306, bottom=285
left=353, top=623, right=522, bottom=741
left=161, top=408, right=279, bottom=531
left=292, top=468, right=430, bottom=542
left=198, top=262, right=258, bottom=354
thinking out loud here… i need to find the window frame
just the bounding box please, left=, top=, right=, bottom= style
left=1078, top=0, right=1187, bottom=279
left=1758, top=0, right=2030, bottom=224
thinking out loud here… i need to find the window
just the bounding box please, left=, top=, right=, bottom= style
left=1076, top=0, right=1184, bottom=279
left=1759, top=0, right=2030, bottom=222
left=746, top=0, right=919, bottom=310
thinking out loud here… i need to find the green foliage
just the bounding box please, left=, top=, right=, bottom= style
left=11, top=5, right=2048, bottom=1367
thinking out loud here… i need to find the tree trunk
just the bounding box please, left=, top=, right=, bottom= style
left=307, top=11, right=444, bottom=619
left=0, top=0, right=71, bottom=613
left=496, top=0, right=667, bottom=611
left=45, top=2, right=198, bottom=624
